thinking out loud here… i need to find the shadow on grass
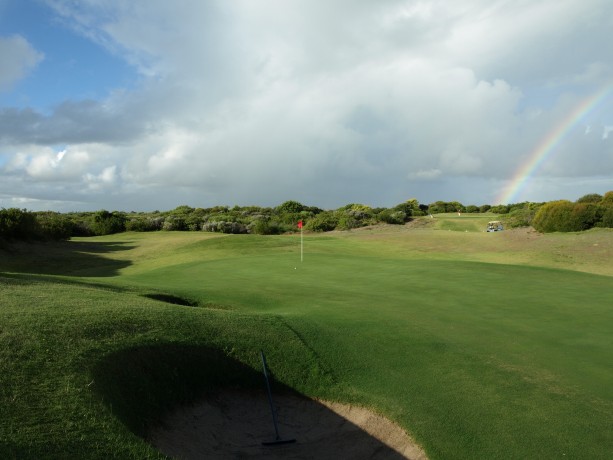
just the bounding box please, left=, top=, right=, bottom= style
left=142, top=293, right=199, bottom=307
left=92, top=345, right=410, bottom=459
left=0, top=239, right=133, bottom=277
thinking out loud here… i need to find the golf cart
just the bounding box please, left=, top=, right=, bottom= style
left=487, top=221, right=504, bottom=232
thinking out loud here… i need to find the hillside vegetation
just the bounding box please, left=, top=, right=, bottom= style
left=2, top=191, right=612, bottom=243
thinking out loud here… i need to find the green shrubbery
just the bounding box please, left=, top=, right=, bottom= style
left=0, top=208, right=73, bottom=241
left=504, top=202, right=543, bottom=228
left=91, top=210, right=127, bottom=235
left=532, top=193, right=613, bottom=232
left=3, top=191, right=612, bottom=240
left=305, top=212, right=338, bottom=232
left=0, top=208, right=39, bottom=240
left=34, top=212, right=74, bottom=240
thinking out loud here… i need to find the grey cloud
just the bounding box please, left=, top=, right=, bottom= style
left=0, top=99, right=148, bottom=145
left=0, top=35, right=44, bottom=90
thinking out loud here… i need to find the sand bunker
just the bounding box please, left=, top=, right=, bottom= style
left=149, top=391, right=427, bottom=459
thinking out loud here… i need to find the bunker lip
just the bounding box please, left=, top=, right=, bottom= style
left=148, top=390, right=428, bottom=460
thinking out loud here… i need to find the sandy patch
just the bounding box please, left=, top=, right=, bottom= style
left=149, top=391, right=427, bottom=459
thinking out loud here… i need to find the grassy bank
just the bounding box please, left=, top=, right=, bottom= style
left=1, top=219, right=612, bottom=458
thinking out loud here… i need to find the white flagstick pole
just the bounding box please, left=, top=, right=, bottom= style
left=300, top=223, right=303, bottom=262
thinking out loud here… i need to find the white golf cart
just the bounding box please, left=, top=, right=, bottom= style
left=486, top=221, right=504, bottom=232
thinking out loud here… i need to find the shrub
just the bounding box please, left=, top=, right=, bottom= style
left=569, top=203, right=601, bottom=230
left=35, top=212, right=74, bottom=240
left=162, top=216, right=188, bottom=231
left=336, top=214, right=361, bottom=230
left=392, top=200, right=416, bottom=217
left=305, top=212, right=338, bottom=232
left=125, top=217, right=163, bottom=232
left=378, top=209, right=406, bottom=225
left=275, top=200, right=305, bottom=214
left=202, top=221, right=248, bottom=234
left=601, top=191, right=613, bottom=206
left=504, top=203, right=543, bottom=228
left=428, top=201, right=465, bottom=213
left=531, top=200, right=598, bottom=232
left=0, top=208, right=40, bottom=240
left=489, top=204, right=510, bottom=214
left=91, top=210, right=127, bottom=235
left=249, top=218, right=281, bottom=235
left=600, top=206, right=613, bottom=228
left=576, top=193, right=603, bottom=204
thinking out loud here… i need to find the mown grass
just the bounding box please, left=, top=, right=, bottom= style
left=0, top=275, right=329, bottom=458
left=1, top=218, right=612, bottom=459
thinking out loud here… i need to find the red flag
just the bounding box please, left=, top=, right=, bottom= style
left=297, top=220, right=303, bottom=229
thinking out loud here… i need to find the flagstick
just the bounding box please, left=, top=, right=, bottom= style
left=300, top=226, right=303, bottom=262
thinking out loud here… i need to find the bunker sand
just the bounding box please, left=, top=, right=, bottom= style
left=150, top=390, right=427, bottom=459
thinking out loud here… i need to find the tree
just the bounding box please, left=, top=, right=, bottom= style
left=576, top=193, right=603, bottom=204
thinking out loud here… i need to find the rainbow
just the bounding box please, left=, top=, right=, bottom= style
left=496, top=85, right=613, bottom=204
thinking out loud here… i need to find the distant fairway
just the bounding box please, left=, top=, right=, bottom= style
left=1, top=218, right=612, bottom=458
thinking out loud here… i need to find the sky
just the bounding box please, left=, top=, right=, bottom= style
left=1, top=0, right=612, bottom=212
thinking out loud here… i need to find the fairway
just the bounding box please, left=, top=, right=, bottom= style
left=1, top=222, right=613, bottom=459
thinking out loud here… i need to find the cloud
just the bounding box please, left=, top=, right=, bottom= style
left=1, top=0, right=612, bottom=210
left=0, top=35, right=43, bottom=91
left=409, top=169, right=442, bottom=180
left=0, top=93, right=153, bottom=145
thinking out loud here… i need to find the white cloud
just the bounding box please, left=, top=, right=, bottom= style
left=410, top=169, right=442, bottom=180
left=1, top=0, right=611, bottom=210
left=0, top=35, right=43, bottom=91
left=4, top=145, right=91, bottom=181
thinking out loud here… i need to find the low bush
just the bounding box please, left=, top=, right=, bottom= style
left=125, top=217, right=164, bottom=232
left=249, top=218, right=282, bottom=235
left=378, top=209, right=406, bottom=225
left=305, top=212, right=338, bottom=232
left=202, top=221, right=248, bottom=234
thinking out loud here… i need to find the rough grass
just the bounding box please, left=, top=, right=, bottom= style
left=1, top=218, right=612, bottom=459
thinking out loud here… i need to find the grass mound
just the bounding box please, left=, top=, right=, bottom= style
left=0, top=274, right=334, bottom=459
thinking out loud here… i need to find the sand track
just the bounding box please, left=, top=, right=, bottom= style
left=149, top=391, right=427, bottom=459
